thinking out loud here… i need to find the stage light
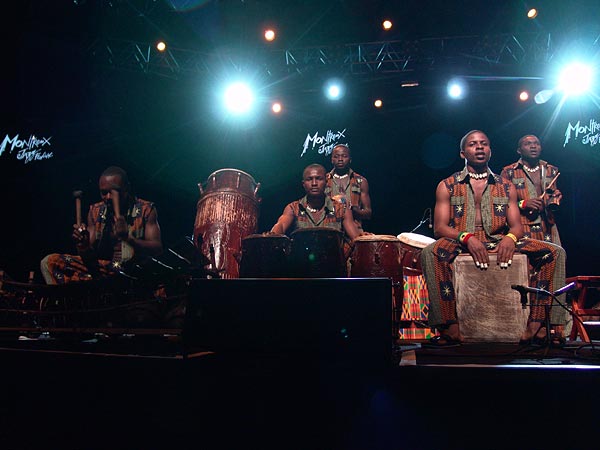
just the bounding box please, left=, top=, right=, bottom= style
left=271, top=102, right=282, bottom=114
left=447, top=78, right=467, bottom=99
left=558, top=62, right=593, bottom=96
left=264, top=29, right=276, bottom=42
left=527, top=8, right=538, bottom=19
left=374, top=99, right=383, bottom=108
left=519, top=91, right=529, bottom=101
left=156, top=41, right=166, bottom=52
left=324, top=79, right=345, bottom=100
left=534, top=89, right=554, bottom=105
left=223, top=82, right=255, bottom=115
left=382, top=20, right=392, bottom=30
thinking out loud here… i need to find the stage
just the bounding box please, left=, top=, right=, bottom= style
left=1, top=325, right=599, bottom=449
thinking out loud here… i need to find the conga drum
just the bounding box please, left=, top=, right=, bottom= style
left=289, top=228, right=345, bottom=278
left=397, top=232, right=436, bottom=340
left=193, top=169, right=260, bottom=279
left=397, top=232, right=435, bottom=274
left=350, top=235, right=403, bottom=338
left=239, top=234, right=291, bottom=278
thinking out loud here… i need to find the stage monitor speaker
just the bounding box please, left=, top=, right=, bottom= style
left=183, top=278, right=392, bottom=368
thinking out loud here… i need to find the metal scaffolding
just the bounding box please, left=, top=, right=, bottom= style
left=87, top=32, right=557, bottom=80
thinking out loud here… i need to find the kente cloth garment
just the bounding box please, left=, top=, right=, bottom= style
left=285, top=195, right=352, bottom=258
left=41, top=198, right=156, bottom=285
left=286, top=195, right=345, bottom=232
left=420, top=167, right=567, bottom=328
left=501, top=160, right=561, bottom=245
left=325, top=168, right=367, bottom=229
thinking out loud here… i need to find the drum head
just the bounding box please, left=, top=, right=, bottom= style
left=397, top=232, right=435, bottom=248
left=354, top=234, right=399, bottom=242
left=207, top=168, right=256, bottom=184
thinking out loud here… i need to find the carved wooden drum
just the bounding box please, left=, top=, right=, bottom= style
left=193, top=169, right=260, bottom=279
left=350, top=235, right=403, bottom=282
left=289, top=228, right=345, bottom=278
left=239, top=234, right=291, bottom=278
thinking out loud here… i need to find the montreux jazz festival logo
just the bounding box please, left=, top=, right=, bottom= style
left=0, top=133, right=54, bottom=164
left=563, top=117, right=600, bottom=149
left=300, top=128, right=347, bottom=157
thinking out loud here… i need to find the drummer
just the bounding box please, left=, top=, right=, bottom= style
left=325, top=144, right=372, bottom=231
left=420, top=130, right=567, bottom=346
left=270, top=164, right=364, bottom=246
left=40, top=166, right=163, bottom=284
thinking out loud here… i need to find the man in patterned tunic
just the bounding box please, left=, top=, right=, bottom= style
left=40, top=166, right=163, bottom=284
left=271, top=163, right=362, bottom=241
left=501, top=134, right=562, bottom=245
left=325, top=144, right=372, bottom=231
left=420, top=131, right=567, bottom=345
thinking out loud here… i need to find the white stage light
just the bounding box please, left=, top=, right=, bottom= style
left=224, top=82, right=255, bottom=115
left=558, top=63, right=593, bottom=96
left=324, top=79, right=345, bottom=100
left=447, top=79, right=467, bottom=99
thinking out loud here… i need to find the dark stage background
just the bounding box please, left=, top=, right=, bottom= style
left=1, top=0, right=600, bottom=281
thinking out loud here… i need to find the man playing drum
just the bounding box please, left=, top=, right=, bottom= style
left=271, top=163, right=363, bottom=247
left=420, top=130, right=567, bottom=346
left=40, top=166, right=163, bottom=284
left=325, top=144, right=372, bottom=231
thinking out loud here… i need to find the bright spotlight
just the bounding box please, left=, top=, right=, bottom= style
left=527, top=8, right=538, bottom=19
left=374, top=99, right=383, bottom=108
left=447, top=79, right=467, bottom=99
left=558, top=63, right=593, bottom=96
left=264, top=29, right=276, bottom=42
left=224, top=82, right=255, bottom=115
left=382, top=20, right=392, bottom=30
left=271, top=102, right=282, bottom=114
left=156, top=41, right=166, bottom=52
left=519, top=91, right=529, bottom=102
left=324, top=79, right=345, bottom=100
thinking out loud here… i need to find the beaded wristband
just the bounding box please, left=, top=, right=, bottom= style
left=458, top=232, right=474, bottom=245
left=518, top=200, right=527, bottom=209
left=506, top=232, right=518, bottom=244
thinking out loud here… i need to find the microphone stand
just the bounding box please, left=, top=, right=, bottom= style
left=522, top=284, right=581, bottom=354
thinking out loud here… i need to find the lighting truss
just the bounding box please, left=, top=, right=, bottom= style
left=87, top=32, right=557, bottom=80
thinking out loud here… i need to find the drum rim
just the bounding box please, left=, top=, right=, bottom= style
left=290, top=227, right=343, bottom=236
left=206, top=168, right=257, bottom=184
left=243, top=233, right=290, bottom=240
left=354, top=234, right=400, bottom=242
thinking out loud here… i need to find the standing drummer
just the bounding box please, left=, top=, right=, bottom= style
left=325, top=144, right=372, bottom=231
left=40, top=166, right=163, bottom=284
left=271, top=164, right=362, bottom=243
left=500, top=134, right=562, bottom=245
left=420, top=130, right=567, bottom=346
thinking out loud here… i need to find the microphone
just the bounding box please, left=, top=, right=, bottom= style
left=553, top=281, right=576, bottom=296
left=511, top=284, right=542, bottom=309
left=511, top=284, right=543, bottom=295
left=428, top=208, right=433, bottom=228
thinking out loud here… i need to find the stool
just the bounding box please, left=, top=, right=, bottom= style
left=566, top=276, right=600, bottom=342
left=453, top=253, right=529, bottom=343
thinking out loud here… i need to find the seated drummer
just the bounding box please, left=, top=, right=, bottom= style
left=271, top=164, right=363, bottom=248
left=40, top=166, right=163, bottom=284
left=420, top=130, right=567, bottom=346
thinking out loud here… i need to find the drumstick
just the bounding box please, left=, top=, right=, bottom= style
left=538, top=172, right=560, bottom=199
left=73, top=190, right=83, bottom=226
left=111, top=189, right=121, bottom=218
